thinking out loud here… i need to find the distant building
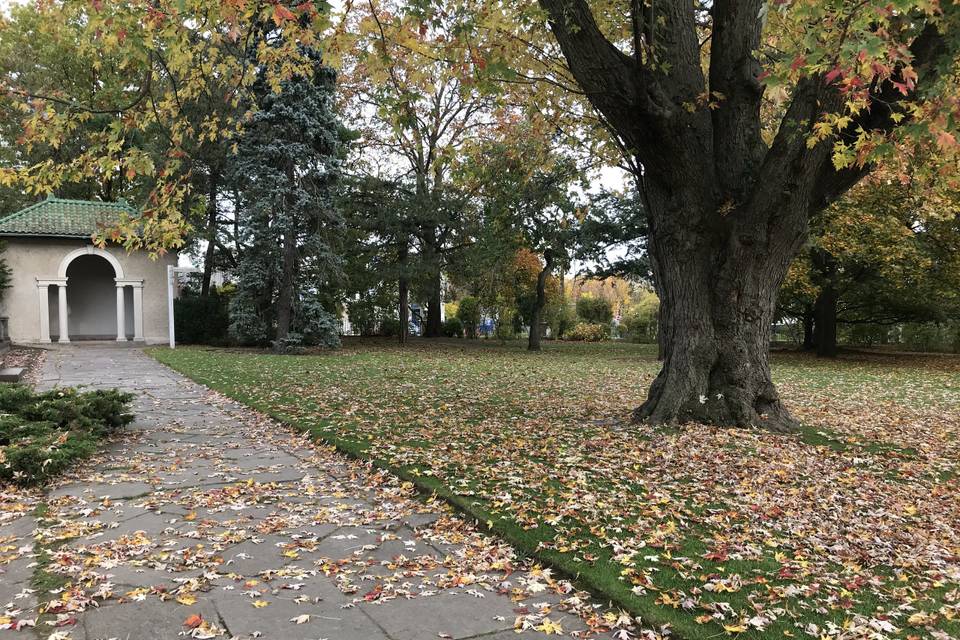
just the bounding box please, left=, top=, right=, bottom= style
left=0, top=196, right=176, bottom=343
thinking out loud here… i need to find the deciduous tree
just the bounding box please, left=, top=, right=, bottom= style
left=500, top=0, right=960, bottom=430
left=333, top=0, right=496, bottom=338
left=461, top=123, right=582, bottom=350
left=780, top=168, right=960, bottom=356
left=0, top=1, right=330, bottom=255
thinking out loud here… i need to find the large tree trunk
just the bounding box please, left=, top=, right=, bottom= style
left=812, top=249, right=839, bottom=358
left=528, top=252, right=554, bottom=352
left=275, top=228, right=298, bottom=348
left=634, top=188, right=806, bottom=433
left=655, top=305, right=667, bottom=361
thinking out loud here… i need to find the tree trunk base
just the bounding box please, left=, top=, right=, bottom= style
left=632, top=367, right=800, bottom=434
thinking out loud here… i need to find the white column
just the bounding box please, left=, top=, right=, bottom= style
left=57, top=284, right=70, bottom=343
left=132, top=284, right=144, bottom=342
left=37, top=282, right=51, bottom=343
left=168, top=265, right=176, bottom=348
left=115, top=284, right=126, bottom=341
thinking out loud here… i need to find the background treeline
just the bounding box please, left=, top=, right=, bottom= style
left=0, top=1, right=958, bottom=355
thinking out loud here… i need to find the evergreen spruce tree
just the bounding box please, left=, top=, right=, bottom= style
left=228, top=46, right=344, bottom=350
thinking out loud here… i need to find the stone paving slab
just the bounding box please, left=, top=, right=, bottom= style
left=1, top=345, right=613, bottom=639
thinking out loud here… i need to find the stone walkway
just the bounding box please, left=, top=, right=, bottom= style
left=1, top=345, right=602, bottom=639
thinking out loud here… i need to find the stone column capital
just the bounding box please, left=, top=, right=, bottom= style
left=37, top=278, right=67, bottom=288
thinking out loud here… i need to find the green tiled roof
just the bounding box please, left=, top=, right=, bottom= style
left=0, top=196, right=138, bottom=238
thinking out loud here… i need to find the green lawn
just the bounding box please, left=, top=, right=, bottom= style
left=150, top=339, right=960, bottom=639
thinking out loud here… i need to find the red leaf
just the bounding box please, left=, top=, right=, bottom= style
left=936, top=130, right=956, bottom=149
left=825, top=67, right=843, bottom=84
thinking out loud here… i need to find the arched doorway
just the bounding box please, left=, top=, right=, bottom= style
left=36, top=246, right=144, bottom=343
left=62, top=254, right=129, bottom=340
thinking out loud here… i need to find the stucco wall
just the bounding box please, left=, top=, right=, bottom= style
left=0, top=238, right=177, bottom=344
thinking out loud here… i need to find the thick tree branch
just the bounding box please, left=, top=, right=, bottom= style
left=536, top=0, right=641, bottom=149
left=630, top=0, right=646, bottom=63
left=538, top=0, right=711, bottom=183
left=709, top=0, right=766, bottom=198
left=809, top=19, right=950, bottom=214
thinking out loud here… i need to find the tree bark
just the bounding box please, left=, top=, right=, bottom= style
left=528, top=252, right=554, bottom=352
left=274, top=227, right=298, bottom=348
left=814, top=287, right=838, bottom=358
left=633, top=194, right=805, bottom=433
left=655, top=304, right=667, bottom=361
left=424, top=264, right=443, bottom=338
left=200, top=168, right=220, bottom=297
left=802, top=304, right=815, bottom=351
left=398, top=243, right=409, bottom=345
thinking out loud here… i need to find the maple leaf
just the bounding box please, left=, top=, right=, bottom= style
left=183, top=614, right=203, bottom=629
left=536, top=618, right=563, bottom=635
left=271, top=4, right=296, bottom=25
left=908, top=611, right=936, bottom=627
left=935, top=130, right=956, bottom=150
left=825, top=67, right=844, bottom=84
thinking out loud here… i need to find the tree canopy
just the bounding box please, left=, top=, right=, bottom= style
left=0, top=1, right=330, bottom=254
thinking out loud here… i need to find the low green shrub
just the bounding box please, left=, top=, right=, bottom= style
left=565, top=322, right=610, bottom=342
left=442, top=317, right=464, bottom=338
left=274, top=333, right=306, bottom=354
left=0, top=385, right=34, bottom=413
left=174, top=292, right=231, bottom=345
left=379, top=317, right=401, bottom=337
left=1, top=429, right=98, bottom=485
left=0, top=385, right=134, bottom=485
left=295, top=298, right=342, bottom=349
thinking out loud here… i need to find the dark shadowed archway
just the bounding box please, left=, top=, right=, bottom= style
left=63, top=254, right=126, bottom=340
